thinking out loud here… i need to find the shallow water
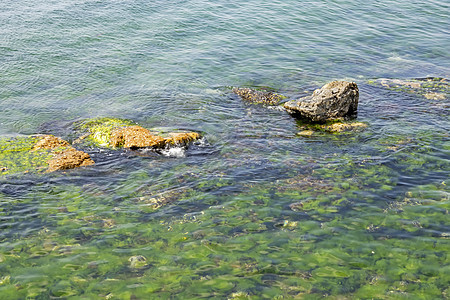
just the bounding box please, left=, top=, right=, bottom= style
left=1, top=0, right=449, bottom=299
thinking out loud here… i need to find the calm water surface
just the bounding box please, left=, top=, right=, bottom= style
left=0, top=0, right=449, bottom=298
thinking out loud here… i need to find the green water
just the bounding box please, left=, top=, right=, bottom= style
left=1, top=0, right=449, bottom=298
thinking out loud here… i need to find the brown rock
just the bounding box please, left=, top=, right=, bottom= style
left=284, top=81, right=359, bottom=122
left=33, top=135, right=70, bottom=151
left=233, top=87, right=285, bottom=105
left=164, top=132, right=201, bottom=147
left=47, top=148, right=95, bottom=172
left=110, top=126, right=166, bottom=148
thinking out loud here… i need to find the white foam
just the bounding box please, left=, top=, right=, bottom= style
left=160, top=147, right=186, bottom=158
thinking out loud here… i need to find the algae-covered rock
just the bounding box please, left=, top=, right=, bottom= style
left=423, top=92, right=446, bottom=100
left=74, top=118, right=202, bottom=150
left=369, top=77, right=448, bottom=100
left=74, top=117, right=135, bottom=147
left=164, top=132, right=201, bottom=147
left=33, top=135, right=70, bottom=150
left=0, top=136, right=52, bottom=176
left=47, top=147, right=95, bottom=172
left=128, top=255, right=148, bottom=269
left=320, top=121, right=367, bottom=133
left=233, top=87, right=286, bottom=105
left=0, top=135, right=94, bottom=176
left=110, top=125, right=166, bottom=148
left=297, top=130, right=315, bottom=137
left=297, top=120, right=368, bottom=135
left=284, top=81, right=359, bottom=122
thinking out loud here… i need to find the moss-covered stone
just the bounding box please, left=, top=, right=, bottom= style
left=297, top=120, right=368, bottom=135
left=320, top=121, right=368, bottom=132
left=0, top=135, right=94, bottom=176
left=128, top=255, right=148, bottom=269
left=32, top=135, right=70, bottom=151
left=47, top=147, right=95, bottom=172
left=74, top=117, right=135, bottom=147
left=110, top=125, right=166, bottom=148
left=74, top=118, right=202, bottom=150
left=164, top=132, right=201, bottom=147
left=0, top=136, right=51, bottom=176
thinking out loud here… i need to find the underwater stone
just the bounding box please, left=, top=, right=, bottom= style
left=297, top=130, right=315, bottom=137
left=369, top=77, right=448, bottom=100
left=320, top=122, right=367, bottom=133
left=233, top=87, right=285, bottom=105
left=128, top=255, right=148, bottom=269
left=297, top=121, right=368, bottom=135
left=284, top=81, right=359, bottom=122
left=424, top=92, right=446, bottom=100
left=379, top=79, right=422, bottom=89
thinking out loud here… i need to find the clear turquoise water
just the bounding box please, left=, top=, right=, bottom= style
left=0, top=0, right=449, bottom=299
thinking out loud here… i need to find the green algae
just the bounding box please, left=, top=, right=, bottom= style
left=1, top=177, right=448, bottom=299
left=0, top=136, right=52, bottom=176
left=74, top=117, right=135, bottom=147
left=1, top=91, right=449, bottom=299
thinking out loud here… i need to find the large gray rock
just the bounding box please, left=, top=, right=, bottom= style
left=283, top=81, right=359, bottom=122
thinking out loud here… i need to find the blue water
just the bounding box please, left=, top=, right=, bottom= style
left=0, top=0, right=449, bottom=298
left=1, top=0, right=449, bottom=134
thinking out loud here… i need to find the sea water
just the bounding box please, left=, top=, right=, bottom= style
left=0, top=0, right=449, bottom=298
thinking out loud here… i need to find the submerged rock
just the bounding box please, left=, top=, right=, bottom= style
left=369, top=77, right=448, bottom=100
left=128, top=255, right=148, bottom=269
left=320, top=121, right=367, bottom=133
left=297, top=120, right=368, bottom=136
left=424, top=92, right=446, bottom=100
left=297, top=130, right=315, bottom=137
left=232, top=87, right=286, bottom=105
left=284, top=81, right=359, bottom=122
